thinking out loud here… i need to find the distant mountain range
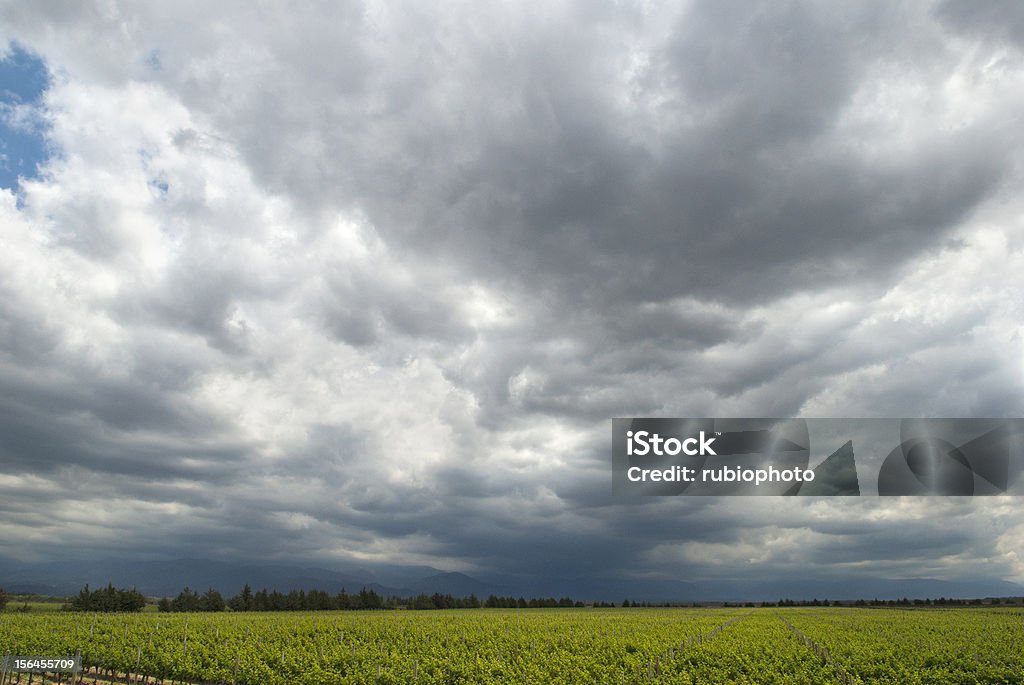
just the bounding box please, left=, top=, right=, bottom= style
left=0, top=557, right=1019, bottom=603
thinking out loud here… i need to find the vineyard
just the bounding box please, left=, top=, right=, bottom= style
left=2, top=607, right=1023, bottom=684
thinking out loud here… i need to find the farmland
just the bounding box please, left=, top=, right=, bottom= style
left=2, top=607, right=1023, bottom=684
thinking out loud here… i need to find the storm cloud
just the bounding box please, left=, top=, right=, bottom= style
left=1, top=1, right=1023, bottom=592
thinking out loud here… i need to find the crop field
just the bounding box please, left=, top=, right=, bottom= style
left=2, top=608, right=1023, bottom=684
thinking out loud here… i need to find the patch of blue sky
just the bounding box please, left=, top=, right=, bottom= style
left=1, top=42, right=52, bottom=195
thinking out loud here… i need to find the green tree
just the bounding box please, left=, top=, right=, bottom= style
left=231, top=583, right=254, bottom=611
left=201, top=588, right=226, bottom=612
left=170, top=587, right=202, bottom=612
left=68, top=584, right=145, bottom=612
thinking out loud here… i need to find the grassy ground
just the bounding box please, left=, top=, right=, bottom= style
left=2, top=597, right=66, bottom=612
left=2, top=595, right=162, bottom=613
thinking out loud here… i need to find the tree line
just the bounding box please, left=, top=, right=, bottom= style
left=65, top=584, right=147, bottom=612
left=763, top=597, right=1005, bottom=607
left=26, top=583, right=1017, bottom=613
left=156, top=584, right=585, bottom=612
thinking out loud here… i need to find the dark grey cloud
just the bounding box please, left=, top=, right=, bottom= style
left=157, top=0, right=1005, bottom=312
left=938, top=0, right=1024, bottom=48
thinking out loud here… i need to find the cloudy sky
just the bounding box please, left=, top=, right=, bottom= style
left=1, top=1, right=1023, bottom=590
